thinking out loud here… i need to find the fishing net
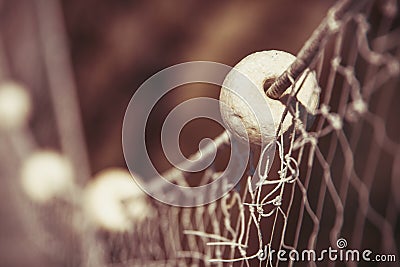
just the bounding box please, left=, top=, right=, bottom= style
left=0, top=0, right=399, bottom=266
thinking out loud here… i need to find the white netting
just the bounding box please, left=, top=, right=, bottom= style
left=0, top=0, right=399, bottom=266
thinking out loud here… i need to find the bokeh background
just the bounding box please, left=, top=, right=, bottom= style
left=0, top=1, right=334, bottom=265
left=61, top=0, right=334, bottom=172
left=4, top=1, right=399, bottom=266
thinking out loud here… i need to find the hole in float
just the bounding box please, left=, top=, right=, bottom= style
left=263, top=76, right=277, bottom=94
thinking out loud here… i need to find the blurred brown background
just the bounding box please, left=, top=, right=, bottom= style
left=0, top=0, right=336, bottom=171
left=0, top=1, right=336, bottom=266
left=60, top=0, right=334, bottom=172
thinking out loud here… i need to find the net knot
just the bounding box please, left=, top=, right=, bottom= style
left=257, top=205, right=264, bottom=214
left=320, top=104, right=343, bottom=130
left=331, top=56, right=342, bottom=69
left=327, top=11, right=340, bottom=33
left=329, top=113, right=343, bottom=130
left=346, top=98, right=367, bottom=122
left=273, top=196, right=282, bottom=206
left=352, top=99, right=367, bottom=114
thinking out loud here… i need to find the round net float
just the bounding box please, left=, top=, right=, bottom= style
left=0, top=81, right=32, bottom=131
left=219, top=50, right=320, bottom=146
left=83, top=168, right=152, bottom=232
left=20, top=150, right=74, bottom=203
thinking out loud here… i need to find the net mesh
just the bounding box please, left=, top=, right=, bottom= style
left=102, top=1, right=400, bottom=265
left=0, top=0, right=399, bottom=266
